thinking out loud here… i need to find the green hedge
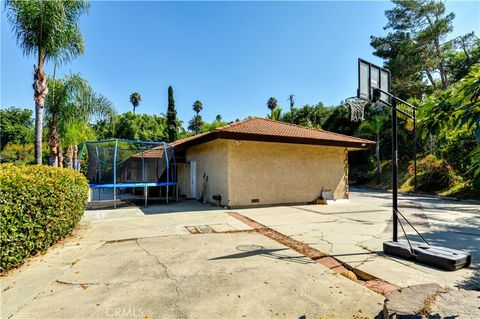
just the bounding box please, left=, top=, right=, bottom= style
left=0, top=164, right=89, bottom=272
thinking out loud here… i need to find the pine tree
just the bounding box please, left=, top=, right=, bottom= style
left=166, top=86, right=177, bottom=142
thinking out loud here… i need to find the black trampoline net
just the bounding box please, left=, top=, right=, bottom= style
left=81, top=140, right=175, bottom=185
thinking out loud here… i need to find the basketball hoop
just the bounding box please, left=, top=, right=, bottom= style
left=345, top=97, right=368, bottom=122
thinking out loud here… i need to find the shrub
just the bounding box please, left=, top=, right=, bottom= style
left=0, top=143, right=34, bottom=164
left=0, top=143, right=50, bottom=164
left=0, top=164, right=89, bottom=272
left=409, top=154, right=454, bottom=192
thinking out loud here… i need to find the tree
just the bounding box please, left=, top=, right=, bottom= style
left=0, top=107, right=34, bottom=149
left=5, top=0, right=89, bottom=164
left=267, top=97, right=278, bottom=115
left=215, top=114, right=222, bottom=122
left=268, top=107, right=282, bottom=121
left=166, top=86, right=177, bottom=142
left=445, top=33, right=480, bottom=83
left=188, top=100, right=204, bottom=135
left=61, top=121, right=96, bottom=168
left=420, top=63, right=480, bottom=178
left=371, top=32, right=427, bottom=99
left=115, top=112, right=168, bottom=142
left=358, top=115, right=386, bottom=185
left=281, top=103, right=331, bottom=128
left=129, top=92, right=141, bottom=115
left=192, top=100, right=203, bottom=115
left=45, top=74, right=115, bottom=167
left=390, top=0, right=453, bottom=87
left=370, top=0, right=472, bottom=100
left=288, top=94, right=295, bottom=112
left=200, top=119, right=228, bottom=133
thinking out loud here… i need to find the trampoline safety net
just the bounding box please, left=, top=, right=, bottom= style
left=78, top=139, right=176, bottom=186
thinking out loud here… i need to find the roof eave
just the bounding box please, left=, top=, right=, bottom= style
left=218, top=131, right=374, bottom=149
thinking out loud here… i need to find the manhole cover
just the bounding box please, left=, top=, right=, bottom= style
left=196, top=225, right=214, bottom=233
left=236, top=245, right=264, bottom=252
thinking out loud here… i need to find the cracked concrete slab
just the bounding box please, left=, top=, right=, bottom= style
left=3, top=190, right=477, bottom=318
left=238, top=188, right=480, bottom=289
left=8, top=233, right=384, bottom=319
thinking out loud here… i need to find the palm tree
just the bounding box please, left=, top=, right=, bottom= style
left=268, top=107, right=282, bottom=121
left=358, top=115, right=385, bottom=185
left=62, top=121, right=96, bottom=169
left=188, top=114, right=203, bottom=135
left=267, top=97, right=278, bottom=115
left=5, top=0, right=89, bottom=164
left=45, top=74, right=115, bottom=167
left=130, top=92, right=141, bottom=115
left=193, top=100, right=203, bottom=115
left=289, top=94, right=295, bottom=112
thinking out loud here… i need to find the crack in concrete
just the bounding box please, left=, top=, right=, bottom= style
left=355, top=242, right=431, bottom=275
left=6, top=290, right=43, bottom=319
left=56, top=279, right=104, bottom=287
left=135, top=239, right=186, bottom=319
left=354, top=242, right=382, bottom=266
left=318, top=233, right=334, bottom=253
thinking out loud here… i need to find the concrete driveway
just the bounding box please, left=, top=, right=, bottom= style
left=238, top=188, right=480, bottom=290
left=1, top=200, right=383, bottom=319
left=1, top=190, right=478, bottom=318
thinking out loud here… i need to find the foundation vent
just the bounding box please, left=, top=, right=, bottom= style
left=251, top=198, right=260, bottom=203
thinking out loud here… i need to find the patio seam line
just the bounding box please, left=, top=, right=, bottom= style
left=227, top=211, right=399, bottom=296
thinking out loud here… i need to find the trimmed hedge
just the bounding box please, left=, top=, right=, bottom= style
left=0, top=164, right=89, bottom=272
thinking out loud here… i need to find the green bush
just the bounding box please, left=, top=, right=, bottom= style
left=0, top=143, right=34, bottom=164
left=0, top=164, right=89, bottom=272
left=409, top=154, right=454, bottom=192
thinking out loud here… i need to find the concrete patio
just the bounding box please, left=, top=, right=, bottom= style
left=1, top=188, right=478, bottom=318
left=238, top=188, right=479, bottom=290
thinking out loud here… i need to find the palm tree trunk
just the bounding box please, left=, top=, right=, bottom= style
left=33, top=63, right=48, bottom=165
left=58, top=147, right=64, bottom=168
left=73, top=144, right=78, bottom=170
left=48, top=120, right=60, bottom=167
left=376, top=134, right=381, bottom=185
left=65, top=145, right=73, bottom=169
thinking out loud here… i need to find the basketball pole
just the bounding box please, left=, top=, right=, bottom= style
left=364, top=65, right=471, bottom=271
left=391, top=98, right=398, bottom=242
left=373, top=89, right=415, bottom=243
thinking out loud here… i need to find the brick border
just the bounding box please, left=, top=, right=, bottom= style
left=227, top=212, right=398, bottom=296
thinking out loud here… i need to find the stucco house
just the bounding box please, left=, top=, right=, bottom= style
left=146, top=117, right=374, bottom=208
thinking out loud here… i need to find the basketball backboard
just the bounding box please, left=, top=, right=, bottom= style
left=357, top=58, right=391, bottom=104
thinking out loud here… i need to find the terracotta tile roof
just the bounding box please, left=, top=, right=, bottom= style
left=135, top=117, right=374, bottom=158
left=174, top=117, right=374, bottom=149
left=217, top=117, right=373, bottom=145
left=131, top=149, right=165, bottom=159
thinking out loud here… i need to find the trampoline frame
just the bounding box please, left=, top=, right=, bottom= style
left=77, top=139, right=177, bottom=208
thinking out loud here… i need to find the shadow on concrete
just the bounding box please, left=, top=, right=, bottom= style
left=382, top=218, right=479, bottom=290
left=209, top=247, right=314, bottom=265
left=139, top=199, right=225, bottom=215
left=87, top=197, right=225, bottom=215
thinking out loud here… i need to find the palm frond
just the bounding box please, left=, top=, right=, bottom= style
left=5, top=0, right=88, bottom=63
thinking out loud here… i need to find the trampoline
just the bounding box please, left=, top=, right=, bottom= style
left=77, top=139, right=177, bottom=207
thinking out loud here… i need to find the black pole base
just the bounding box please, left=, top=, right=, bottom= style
left=383, top=240, right=471, bottom=271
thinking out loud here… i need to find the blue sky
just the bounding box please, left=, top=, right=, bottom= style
left=2, top=1, right=479, bottom=124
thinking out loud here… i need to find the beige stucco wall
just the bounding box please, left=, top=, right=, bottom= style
left=227, top=140, right=348, bottom=207
left=177, top=138, right=348, bottom=207
left=184, top=139, right=230, bottom=205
